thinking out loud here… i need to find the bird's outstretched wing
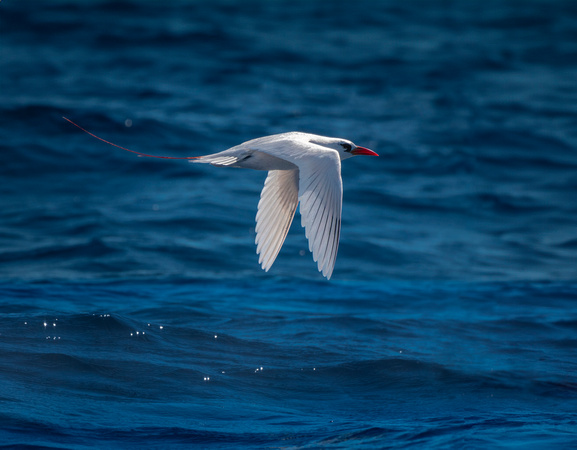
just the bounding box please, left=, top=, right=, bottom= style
left=251, top=138, right=343, bottom=279
left=255, top=169, right=299, bottom=271
left=297, top=153, right=342, bottom=279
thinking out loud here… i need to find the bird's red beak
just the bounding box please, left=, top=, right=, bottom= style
left=351, top=146, right=378, bottom=156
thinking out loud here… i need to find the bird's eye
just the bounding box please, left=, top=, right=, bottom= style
left=341, top=143, right=352, bottom=152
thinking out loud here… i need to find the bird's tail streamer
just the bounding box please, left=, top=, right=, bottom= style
left=63, top=117, right=201, bottom=160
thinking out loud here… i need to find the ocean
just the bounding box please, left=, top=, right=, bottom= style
left=1, top=0, right=577, bottom=448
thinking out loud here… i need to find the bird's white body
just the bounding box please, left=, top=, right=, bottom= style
left=191, top=132, right=376, bottom=279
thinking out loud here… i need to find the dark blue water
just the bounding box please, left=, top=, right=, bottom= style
left=2, top=0, right=577, bottom=447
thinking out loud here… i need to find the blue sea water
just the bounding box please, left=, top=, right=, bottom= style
left=1, top=0, right=577, bottom=447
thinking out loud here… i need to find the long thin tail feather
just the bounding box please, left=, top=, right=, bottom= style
left=63, top=117, right=201, bottom=159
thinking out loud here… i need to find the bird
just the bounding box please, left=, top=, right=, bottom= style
left=190, top=132, right=378, bottom=279
left=63, top=119, right=378, bottom=279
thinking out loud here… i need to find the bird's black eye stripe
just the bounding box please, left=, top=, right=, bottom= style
left=342, top=143, right=352, bottom=152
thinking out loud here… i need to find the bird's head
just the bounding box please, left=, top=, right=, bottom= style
left=309, top=136, right=379, bottom=161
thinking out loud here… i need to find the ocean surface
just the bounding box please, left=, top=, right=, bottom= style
left=1, top=0, right=577, bottom=448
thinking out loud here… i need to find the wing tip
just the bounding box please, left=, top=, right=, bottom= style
left=320, top=263, right=335, bottom=280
